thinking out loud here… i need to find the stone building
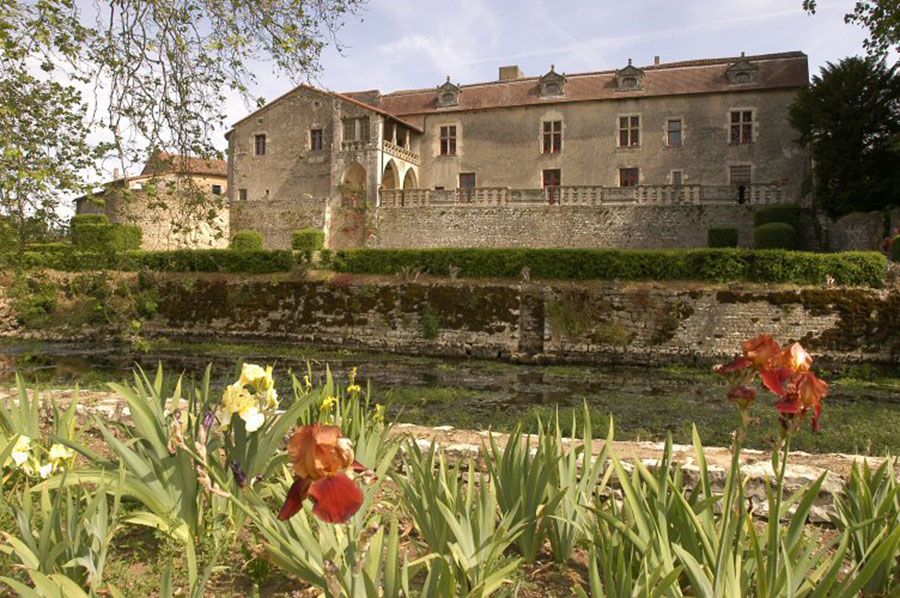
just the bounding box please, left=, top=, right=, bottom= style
left=227, top=51, right=810, bottom=249
left=77, top=152, right=229, bottom=250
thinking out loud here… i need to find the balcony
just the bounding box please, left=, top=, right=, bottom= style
left=379, top=183, right=787, bottom=207
left=382, top=140, right=420, bottom=165
left=341, top=140, right=371, bottom=152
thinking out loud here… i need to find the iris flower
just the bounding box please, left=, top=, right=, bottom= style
left=277, top=424, right=368, bottom=524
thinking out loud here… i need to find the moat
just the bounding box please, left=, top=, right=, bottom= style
left=1, top=339, right=898, bottom=455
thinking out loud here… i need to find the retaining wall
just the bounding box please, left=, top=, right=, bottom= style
left=143, top=274, right=900, bottom=364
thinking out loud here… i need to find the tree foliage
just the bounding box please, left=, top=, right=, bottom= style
left=803, top=1, right=900, bottom=58
left=789, top=57, right=900, bottom=217
left=0, top=0, right=363, bottom=256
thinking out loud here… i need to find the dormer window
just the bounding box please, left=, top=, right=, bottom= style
left=539, top=65, right=567, bottom=98
left=615, top=59, right=644, bottom=91
left=436, top=76, right=460, bottom=107
left=726, top=53, right=759, bottom=85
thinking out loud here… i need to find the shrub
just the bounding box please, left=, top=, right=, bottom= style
left=892, top=236, right=900, bottom=262
left=231, top=230, right=263, bottom=251
left=1, top=248, right=294, bottom=274
left=71, top=214, right=109, bottom=226
left=754, top=204, right=801, bottom=229
left=9, top=273, right=58, bottom=328
left=127, top=249, right=294, bottom=273
left=291, top=228, right=324, bottom=253
left=109, top=224, right=142, bottom=251
left=331, top=248, right=886, bottom=287
left=707, top=227, right=739, bottom=248
left=71, top=215, right=141, bottom=252
left=755, top=222, right=798, bottom=249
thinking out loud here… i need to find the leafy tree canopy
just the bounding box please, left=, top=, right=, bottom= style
left=0, top=0, right=364, bottom=256
left=803, top=1, right=900, bottom=58
left=789, top=57, right=900, bottom=217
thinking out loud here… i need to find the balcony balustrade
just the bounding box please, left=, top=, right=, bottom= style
left=379, top=183, right=787, bottom=208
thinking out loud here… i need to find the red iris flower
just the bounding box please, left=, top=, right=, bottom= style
left=277, top=424, right=368, bottom=523
left=741, top=334, right=781, bottom=369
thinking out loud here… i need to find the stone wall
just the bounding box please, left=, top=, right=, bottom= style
left=142, top=274, right=900, bottom=365
left=230, top=198, right=328, bottom=249
left=823, top=208, right=900, bottom=252
left=369, top=204, right=761, bottom=249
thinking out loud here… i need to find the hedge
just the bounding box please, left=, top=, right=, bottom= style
left=71, top=214, right=142, bottom=252
left=71, top=214, right=109, bottom=226
left=708, top=228, right=739, bottom=248
left=331, top=248, right=887, bottom=286
left=754, top=205, right=801, bottom=229
left=231, top=230, right=263, bottom=251
left=292, top=228, right=325, bottom=253
left=0, top=248, right=294, bottom=273
left=755, top=223, right=798, bottom=250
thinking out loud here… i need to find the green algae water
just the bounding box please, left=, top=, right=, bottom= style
left=1, top=339, right=898, bottom=455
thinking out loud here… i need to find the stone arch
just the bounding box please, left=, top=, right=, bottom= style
left=342, top=161, right=366, bottom=187
left=402, top=168, right=418, bottom=190
left=382, top=159, right=400, bottom=190
left=340, top=161, right=367, bottom=206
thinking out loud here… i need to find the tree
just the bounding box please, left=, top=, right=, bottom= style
left=789, top=57, right=900, bottom=217
left=803, top=1, right=900, bottom=58
left=1, top=0, right=364, bottom=254
left=0, top=1, right=102, bottom=261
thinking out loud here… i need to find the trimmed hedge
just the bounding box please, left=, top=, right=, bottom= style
left=111, top=224, right=142, bottom=251
left=71, top=214, right=109, bottom=226
left=71, top=214, right=142, bottom=252
left=292, top=228, right=325, bottom=253
left=755, top=223, right=798, bottom=250
left=231, top=230, right=264, bottom=251
left=754, top=205, right=801, bottom=229
left=331, top=248, right=887, bottom=286
left=0, top=248, right=294, bottom=273
left=708, top=228, right=739, bottom=248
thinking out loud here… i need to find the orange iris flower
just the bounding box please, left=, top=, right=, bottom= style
left=277, top=424, right=368, bottom=524
left=741, top=334, right=782, bottom=369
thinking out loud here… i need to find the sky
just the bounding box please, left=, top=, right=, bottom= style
left=217, top=0, right=886, bottom=138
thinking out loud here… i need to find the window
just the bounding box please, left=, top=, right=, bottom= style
left=440, top=125, right=457, bottom=156
left=434, top=186, right=445, bottom=190
left=542, top=121, right=562, bottom=154
left=729, top=110, right=753, bottom=144
left=458, top=172, right=475, bottom=202
left=254, top=134, right=266, bottom=156
left=342, top=117, right=369, bottom=142
left=619, top=168, right=639, bottom=187
left=729, top=165, right=752, bottom=185
left=238, top=188, right=248, bottom=201
left=543, top=169, right=561, bottom=203
left=211, top=184, right=222, bottom=195
left=667, top=119, right=682, bottom=146
left=310, top=129, right=324, bottom=151
left=670, top=170, right=683, bottom=186
left=618, top=116, right=640, bottom=147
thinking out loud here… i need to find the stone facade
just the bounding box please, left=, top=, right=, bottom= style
left=226, top=85, right=421, bottom=249
left=370, top=204, right=763, bottom=249
left=227, top=52, right=811, bottom=250
left=141, top=274, right=899, bottom=365
left=76, top=154, right=229, bottom=250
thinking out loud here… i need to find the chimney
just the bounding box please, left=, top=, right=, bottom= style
left=113, top=168, right=121, bottom=179
left=654, top=55, right=660, bottom=66
left=499, top=65, right=524, bottom=81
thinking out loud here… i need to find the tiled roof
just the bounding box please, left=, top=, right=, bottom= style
left=141, top=151, right=228, bottom=177
left=368, top=52, right=808, bottom=117
left=228, top=85, right=423, bottom=134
